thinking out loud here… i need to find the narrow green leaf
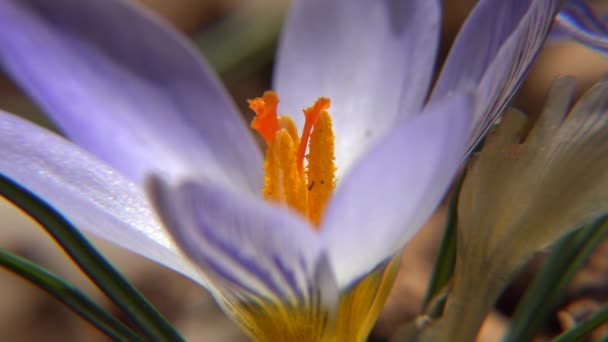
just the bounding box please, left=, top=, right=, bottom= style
left=420, top=174, right=464, bottom=316
left=0, top=248, right=142, bottom=342
left=505, top=217, right=608, bottom=342
left=553, top=305, right=608, bottom=342
left=0, top=174, right=184, bottom=342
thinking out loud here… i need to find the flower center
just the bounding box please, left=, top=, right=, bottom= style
left=249, top=91, right=336, bottom=228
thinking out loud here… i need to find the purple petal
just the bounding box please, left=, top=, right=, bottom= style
left=431, top=0, right=559, bottom=155
left=147, top=177, right=328, bottom=303
left=0, top=111, right=202, bottom=283
left=274, top=0, right=440, bottom=176
left=321, top=92, right=472, bottom=287
left=0, top=0, right=262, bottom=192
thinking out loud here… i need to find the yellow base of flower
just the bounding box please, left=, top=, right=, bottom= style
left=225, top=254, right=401, bottom=342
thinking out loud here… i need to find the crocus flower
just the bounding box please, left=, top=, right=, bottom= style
left=0, top=0, right=557, bottom=340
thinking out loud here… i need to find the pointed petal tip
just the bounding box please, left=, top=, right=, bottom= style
left=433, top=0, right=560, bottom=155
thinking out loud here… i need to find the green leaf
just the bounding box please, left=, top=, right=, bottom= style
left=420, top=173, right=464, bottom=316
left=0, top=173, right=184, bottom=342
left=553, top=305, right=608, bottom=342
left=505, top=217, right=608, bottom=342
left=0, top=248, right=142, bottom=342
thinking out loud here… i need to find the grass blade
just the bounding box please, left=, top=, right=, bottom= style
left=0, top=248, right=142, bottom=341
left=420, top=174, right=464, bottom=316
left=505, top=217, right=608, bottom=342
left=0, top=173, right=184, bottom=341
left=553, top=305, right=608, bottom=342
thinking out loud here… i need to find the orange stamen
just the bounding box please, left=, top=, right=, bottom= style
left=297, top=98, right=330, bottom=171
left=249, top=91, right=280, bottom=145
left=248, top=92, right=335, bottom=229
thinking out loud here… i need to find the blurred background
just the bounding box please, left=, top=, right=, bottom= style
left=0, top=0, right=607, bottom=341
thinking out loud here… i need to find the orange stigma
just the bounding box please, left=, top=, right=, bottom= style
left=249, top=91, right=280, bottom=145
left=249, top=91, right=336, bottom=228
left=297, top=98, right=330, bottom=171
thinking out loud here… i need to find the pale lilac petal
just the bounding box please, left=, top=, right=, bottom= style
left=147, top=177, right=328, bottom=303
left=0, top=111, right=202, bottom=283
left=274, top=0, right=440, bottom=176
left=321, top=93, right=472, bottom=287
left=0, top=0, right=262, bottom=192
left=431, top=0, right=559, bottom=154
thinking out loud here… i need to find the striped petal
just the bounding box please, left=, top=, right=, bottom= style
left=147, top=177, right=329, bottom=305
left=431, top=0, right=559, bottom=155
left=0, top=0, right=262, bottom=192
left=0, top=111, right=201, bottom=283
left=274, top=0, right=441, bottom=176
left=321, top=92, right=473, bottom=287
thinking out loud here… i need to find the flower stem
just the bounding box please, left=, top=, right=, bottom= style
left=419, top=267, right=505, bottom=342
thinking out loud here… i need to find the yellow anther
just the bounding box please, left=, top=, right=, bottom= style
left=275, top=129, right=309, bottom=217
left=278, top=116, right=300, bottom=147
left=306, top=111, right=336, bottom=227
